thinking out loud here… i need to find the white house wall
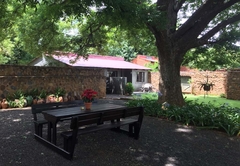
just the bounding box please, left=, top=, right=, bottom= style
left=29, top=55, right=66, bottom=67
left=132, top=70, right=148, bottom=90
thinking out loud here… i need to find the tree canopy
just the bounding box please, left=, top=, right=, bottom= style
left=1, top=0, right=240, bottom=105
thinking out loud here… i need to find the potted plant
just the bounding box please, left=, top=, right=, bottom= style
left=55, top=87, right=65, bottom=102
left=125, top=82, right=134, bottom=95
left=81, top=89, right=98, bottom=110
left=204, top=84, right=210, bottom=91
left=200, top=76, right=214, bottom=92
left=201, top=83, right=214, bottom=91
left=37, top=90, right=47, bottom=104
left=8, top=100, right=17, bottom=108
left=46, top=94, right=56, bottom=103
left=29, top=88, right=39, bottom=105
left=25, top=95, right=33, bottom=106
left=1, top=99, right=9, bottom=109
left=12, top=90, right=27, bottom=108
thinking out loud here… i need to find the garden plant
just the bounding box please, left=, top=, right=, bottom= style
left=126, top=97, right=240, bottom=137
left=0, top=87, right=70, bottom=109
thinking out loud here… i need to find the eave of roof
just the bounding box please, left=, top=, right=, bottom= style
left=52, top=54, right=150, bottom=70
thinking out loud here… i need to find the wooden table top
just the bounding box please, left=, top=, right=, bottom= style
left=42, top=103, right=127, bottom=122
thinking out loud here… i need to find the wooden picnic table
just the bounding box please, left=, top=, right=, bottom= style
left=42, top=103, right=128, bottom=144
left=34, top=103, right=143, bottom=160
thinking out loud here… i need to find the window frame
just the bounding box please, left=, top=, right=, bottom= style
left=136, top=71, right=145, bottom=82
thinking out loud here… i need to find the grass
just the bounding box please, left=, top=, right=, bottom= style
left=183, top=94, right=240, bottom=108
left=135, top=93, right=240, bottom=108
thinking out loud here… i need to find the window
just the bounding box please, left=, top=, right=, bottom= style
left=136, top=72, right=145, bottom=82
left=107, top=70, right=118, bottom=77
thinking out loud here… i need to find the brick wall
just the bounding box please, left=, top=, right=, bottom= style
left=148, top=72, right=161, bottom=91
left=148, top=69, right=240, bottom=100
left=191, top=70, right=227, bottom=96
left=0, top=65, right=106, bottom=100
left=226, top=69, right=240, bottom=100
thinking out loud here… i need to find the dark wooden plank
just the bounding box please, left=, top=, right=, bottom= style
left=42, top=104, right=127, bottom=121
left=34, top=134, right=72, bottom=160
left=36, top=104, right=143, bottom=160
left=62, top=119, right=137, bottom=136
left=31, top=101, right=83, bottom=137
left=61, top=106, right=144, bottom=157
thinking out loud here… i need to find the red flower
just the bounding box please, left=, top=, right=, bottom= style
left=81, top=89, right=98, bottom=102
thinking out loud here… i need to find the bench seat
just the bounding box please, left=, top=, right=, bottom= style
left=60, top=106, right=144, bottom=159
left=62, top=119, right=137, bottom=137
left=31, top=101, right=83, bottom=136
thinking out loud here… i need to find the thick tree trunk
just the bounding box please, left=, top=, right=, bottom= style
left=155, top=37, right=185, bottom=106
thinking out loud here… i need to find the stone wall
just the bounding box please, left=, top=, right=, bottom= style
left=226, top=69, right=240, bottom=100
left=0, top=65, right=106, bottom=99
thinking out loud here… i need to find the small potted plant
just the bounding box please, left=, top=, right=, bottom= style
left=29, top=88, right=39, bottom=105
left=125, top=82, right=134, bottom=95
left=37, top=90, right=47, bottom=104
left=1, top=99, right=9, bottom=109
left=55, top=87, right=65, bottom=102
left=201, top=83, right=214, bottom=91
left=200, top=76, right=214, bottom=92
left=81, top=89, right=98, bottom=110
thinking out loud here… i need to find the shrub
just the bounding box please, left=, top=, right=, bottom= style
left=126, top=98, right=163, bottom=117
left=125, top=82, right=134, bottom=95
left=220, top=93, right=226, bottom=98
left=126, top=98, right=240, bottom=136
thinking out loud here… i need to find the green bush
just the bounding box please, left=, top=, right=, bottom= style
left=25, top=95, right=33, bottom=106
left=127, top=98, right=163, bottom=117
left=125, top=82, right=134, bottom=95
left=220, top=93, right=226, bottom=98
left=126, top=98, right=240, bottom=136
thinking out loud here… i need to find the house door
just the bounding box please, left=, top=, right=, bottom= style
left=181, top=76, right=191, bottom=93
left=106, top=77, right=127, bottom=94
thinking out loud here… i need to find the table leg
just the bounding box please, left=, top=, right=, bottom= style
left=52, top=123, right=57, bottom=145
left=117, top=118, right=120, bottom=130
left=47, top=122, right=52, bottom=142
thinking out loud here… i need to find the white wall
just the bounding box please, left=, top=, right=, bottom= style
left=29, top=55, right=66, bottom=67
left=131, top=70, right=148, bottom=90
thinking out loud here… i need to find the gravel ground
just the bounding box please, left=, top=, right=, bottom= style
left=0, top=99, right=239, bottom=166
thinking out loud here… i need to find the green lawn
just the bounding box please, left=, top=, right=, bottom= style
left=137, top=93, right=240, bottom=108
left=183, top=94, right=240, bottom=108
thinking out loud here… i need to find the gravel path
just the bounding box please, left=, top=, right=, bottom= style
left=0, top=99, right=239, bottom=166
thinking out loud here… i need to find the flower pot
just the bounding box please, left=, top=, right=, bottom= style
left=203, top=85, right=211, bottom=91
left=1, top=103, right=8, bottom=109
left=63, top=96, right=68, bottom=102
left=37, top=98, right=45, bottom=104
left=84, top=102, right=92, bottom=110
left=57, top=96, right=63, bottom=102
left=47, top=95, right=56, bottom=103
left=33, top=98, right=38, bottom=105
left=1, top=99, right=8, bottom=109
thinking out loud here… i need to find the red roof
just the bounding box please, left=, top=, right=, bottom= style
left=132, top=55, right=158, bottom=66
left=51, top=53, right=150, bottom=70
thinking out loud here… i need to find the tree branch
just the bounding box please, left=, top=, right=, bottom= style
left=174, top=0, right=186, bottom=12
left=201, top=13, right=240, bottom=41
left=191, top=13, right=240, bottom=48
left=193, top=36, right=234, bottom=47
left=174, top=0, right=239, bottom=41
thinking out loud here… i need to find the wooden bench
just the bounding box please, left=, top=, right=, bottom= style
left=31, top=100, right=83, bottom=137
left=61, top=106, right=144, bottom=159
